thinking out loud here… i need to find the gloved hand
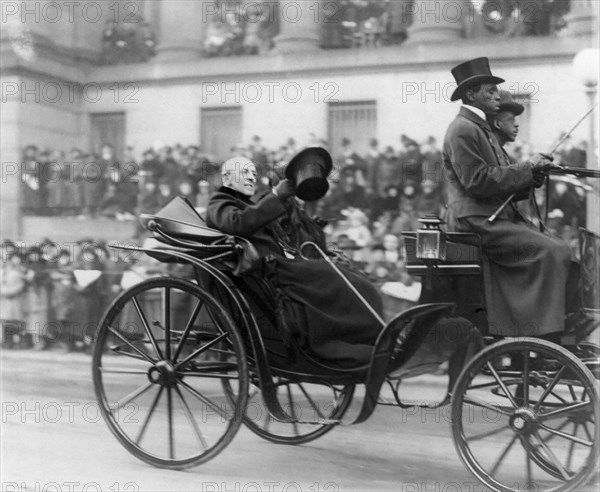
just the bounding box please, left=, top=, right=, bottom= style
left=273, top=179, right=296, bottom=200
left=532, top=172, right=547, bottom=188
left=529, top=153, right=555, bottom=174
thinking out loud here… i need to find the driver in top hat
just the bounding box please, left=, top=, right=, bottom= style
left=442, top=57, right=585, bottom=341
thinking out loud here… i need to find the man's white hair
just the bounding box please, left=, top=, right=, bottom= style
left=221, top=156, right=254, bottom=176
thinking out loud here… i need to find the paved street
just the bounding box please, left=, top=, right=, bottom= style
left=1, top=349, right=598, bottom=492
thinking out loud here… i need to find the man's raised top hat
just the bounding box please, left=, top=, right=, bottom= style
left=285, top=147, right=333, bottom=202
left=450, top=57, right=505, bottom=102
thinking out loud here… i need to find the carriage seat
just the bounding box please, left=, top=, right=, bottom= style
left=139, top=196, right=227, bottom=245
left=138, top=196, right=239, bottom=264
left=402, top=232, right=483, bottom=277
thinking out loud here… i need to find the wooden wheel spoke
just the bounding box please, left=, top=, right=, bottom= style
left=538, top=401, right=591, bottom=421
left=522, top=350, right=530, bottom=405
left=100, top=368, right=148, bottom=375
left=297, top=383, right=326, bottom=420
left=486, top=362, right=518, bottom=408
left=548, top=390, right=569, bottom=405
left=164, top=287, right=171, bottom=361
left=172, top=299, right=204, bottom=363
left=543, top=418, right=572, bottom=443
left=490, top=433, right=518, bottom=476
left=108, top=326, right=157, bottom=364
left=532, top=430, right=572, bottom=480
left=110, top=381, right=154, bottom=413
left=582, top=421, right=594, bottom=442
left=286, top=384, right=300, bottom=436
left=538, top=422, right=593, bottom=447
left=166, top=386, right=174, bottom=459
left=132, top=296, right=163, bottom=360
left=463, top=396, right=513, bottom=417
left=177, top=371, right=239, bottom=380
left=180, top=380, right=230, bottom=420
left=135, top=386, right=163, bottom=445
left=534, top=366, right=566, bottom=411
left=525, top=439, right=533, bottom=484
left=174, top=332, right=229, bottom=371
left=467, top=424, right=511, bottom=442
left=174, top=385, right=208, bottom=449
left=566, top=423, right=578, bottom=471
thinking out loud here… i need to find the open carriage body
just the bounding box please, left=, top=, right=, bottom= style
left=92, top=193, right=600, bottom=491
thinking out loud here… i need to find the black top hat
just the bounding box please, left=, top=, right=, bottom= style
left=450, top=57, right=505, bottom=102
left=497, top=90, right=524, bottom=115
left=285, top=147, right=333, bottom=202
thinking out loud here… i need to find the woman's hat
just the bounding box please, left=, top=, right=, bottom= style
left=285, top=147, right=333, bottom=201
left=450, top=57, right=505, bottom=102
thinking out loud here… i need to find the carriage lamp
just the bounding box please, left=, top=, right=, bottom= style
left=416, top=216, right=447, bottom=261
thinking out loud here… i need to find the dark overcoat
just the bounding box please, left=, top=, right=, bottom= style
left=443, top=107, right=573, bottom=336
left=206, top=186, right=382, bottom=358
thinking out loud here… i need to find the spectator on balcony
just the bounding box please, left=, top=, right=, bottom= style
left=364, top=138, right=381, bottom=189
left=21, top=145, right=42, bottom=215
left=399, top=134, right=423, bottom=185
left=63, top=148, right=84, bottom=216
left=46, top=149, right=66, bottom=214
left=139, top=20, right=157, bottom=62
left=101, top=19, right=120, bottom=64
left=372, top=145, right=401, bottom=197
left=83, top=144, right=114, bottom=217
left=391, top=181, right=420, bottom=234
left=138, top=179, right=161, bottom=214
left=140, top=148, right=161, bottom=182
left=384, top=0, right=412, bottom=45
left=1, top=243, right=27, bottom=348
left=157, top=178, right=177, bottom=208
left=372, top=184, right=401, bottom=221
left=156, top=146, right=181, bottom=188
left=416, top=179, right=444, bottom=217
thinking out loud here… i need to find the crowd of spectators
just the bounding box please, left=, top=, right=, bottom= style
left=98, top=0, right=573, bottom=65
left=101, top=17, right=157, bottom=65
left=6, top=131, right=589, bottom=350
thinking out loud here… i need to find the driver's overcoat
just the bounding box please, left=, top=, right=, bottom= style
left=443, top=107, right=575, bottom=336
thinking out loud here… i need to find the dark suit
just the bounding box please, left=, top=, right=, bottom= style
left=443, top=107, right=573, bottom=336
left=207, top=186, right=382, bottom=363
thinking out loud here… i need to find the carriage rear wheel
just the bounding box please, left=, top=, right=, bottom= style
left=230, top=377, right=355, bottom=444
left=451, top=338, right=599, bottom=491
left=92, top=277, right=248, bottom=470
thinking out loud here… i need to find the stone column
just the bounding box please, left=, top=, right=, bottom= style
left=273, top=0, right=321, bottom=53
left=405, top=0, right=465, bottom=44
left=154, top=0, right=208, bottom=62
left=565, top=0, right=599, bottom=37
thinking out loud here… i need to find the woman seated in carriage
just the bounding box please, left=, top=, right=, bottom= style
left=206, top=150, right=480, bottom=374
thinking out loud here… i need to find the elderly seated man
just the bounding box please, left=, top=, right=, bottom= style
left=207, top=155, right=383, bottom=364
left=206, top=154, right=482, bottom=375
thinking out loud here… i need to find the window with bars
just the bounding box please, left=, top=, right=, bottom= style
left=328, top=101, right=377, bottom=156
left=200, top=107, right=243, bottom=161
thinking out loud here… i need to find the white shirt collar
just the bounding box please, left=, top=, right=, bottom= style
left=462, top=104, right=487, bottom=122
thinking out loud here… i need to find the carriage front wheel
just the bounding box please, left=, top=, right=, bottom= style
left=451, top=338, right=599, bottom=491
left=92, top=277, right=249, bottom=470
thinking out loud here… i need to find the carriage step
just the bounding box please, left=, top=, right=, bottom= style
left=288, top=419, right=341, bottom=425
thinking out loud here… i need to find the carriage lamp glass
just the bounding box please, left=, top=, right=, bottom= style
left=416, top=217, right=447, bottom=260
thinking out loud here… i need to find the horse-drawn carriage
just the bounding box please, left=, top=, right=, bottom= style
left=92, top=169, right=599, bottom=492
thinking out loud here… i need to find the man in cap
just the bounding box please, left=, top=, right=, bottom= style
left=443, top=57, right=582, bottom=340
